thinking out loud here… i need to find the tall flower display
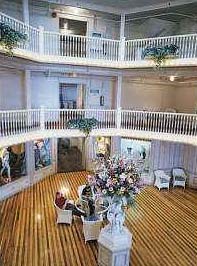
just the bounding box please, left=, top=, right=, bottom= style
left=94, top=156, right=140, bottom=206
left=93, top=156, right=140, bottom=234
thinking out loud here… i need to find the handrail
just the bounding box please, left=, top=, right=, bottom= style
left=0, top=109, right=196, bottom=140
left=1, top=11, right=197, bottom=63
left=126, top=33, right=197, bottom=43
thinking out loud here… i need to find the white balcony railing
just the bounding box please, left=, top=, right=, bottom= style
left=0, top=109, right=196, bottom=141
left=125, top=34, right=197, bottom=61
left=1, top=11, right=197, bottom=64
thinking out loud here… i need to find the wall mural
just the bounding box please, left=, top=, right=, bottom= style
left=34, top=139, right=51, bottom=170
left=95, top=136, right=111, bottom=159
left=0, top=144, right=26, bottom=186
left=121, top=138, right=151, bottom=174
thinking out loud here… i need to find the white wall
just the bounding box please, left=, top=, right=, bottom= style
left=150, top=140, right=197, bottom=178
left=0, top=0, right=119, bottom=39
left=125, top=18, right=177, bottom=39
left=177, top=18, right=197, bottom=35
left=0, top=71, right=25, bottom=110
left=31, top=72, right=113, bottom=109
left=0, top=0, right=23, bottom=21
left=121, top=80, right=176, bottom=111
left=31, top=74, right=59, bottom=108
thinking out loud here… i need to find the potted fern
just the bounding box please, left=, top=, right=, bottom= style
left=0, top=22, right=27, bottom=56
left=142, top=44, right=179, bottom=68
left=67, top=117, right=98, bottom=137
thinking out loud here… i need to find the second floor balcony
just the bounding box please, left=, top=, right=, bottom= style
left=0, top=12, right=197, bottom=68
left=0, top=108, right=196, bottom=148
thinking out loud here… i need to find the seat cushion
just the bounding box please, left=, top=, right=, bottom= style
left=160, top=178, right=169, bottom=183
left=175, top=176, right=185, bottom=181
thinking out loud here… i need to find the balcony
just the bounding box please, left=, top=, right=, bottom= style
left=0, top=108, right=196, bottom=147
left=1, top=12, right=197, bottom=68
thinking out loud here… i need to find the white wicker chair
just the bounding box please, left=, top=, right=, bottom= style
left=172, top=168, right=187, bottom=189
left=54, top=200, right=74, bottom=225
left=81, top=216, right=103, bottom=243
left=154, top=170, right=171, bottom=191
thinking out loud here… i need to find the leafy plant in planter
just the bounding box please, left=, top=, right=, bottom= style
left=142, top=44, right=179, bottom=68
left=67, top=117, right=98, bottom=137
left=0, top=22, right=27, bottom=55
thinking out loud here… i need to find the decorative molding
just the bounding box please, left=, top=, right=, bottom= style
left=0, top=129, right=197, bottom=149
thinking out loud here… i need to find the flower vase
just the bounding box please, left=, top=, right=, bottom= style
left=106, top=196, right=125, bottom=234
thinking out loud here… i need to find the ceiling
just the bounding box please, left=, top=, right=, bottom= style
left=41, top=0, right=197, bottom=15
left=126, top=2, right=197, bottom=23
left=78, top=0, right=178, bottom=9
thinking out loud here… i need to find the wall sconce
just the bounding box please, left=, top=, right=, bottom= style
left=100, top=95, right=104, bottom=106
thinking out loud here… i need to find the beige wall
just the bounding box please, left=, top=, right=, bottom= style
left=174, top=85, right=197, bottom=113
left=121, top=78, right=197, bottom=113
left=121, top=80, right=176, bottom=111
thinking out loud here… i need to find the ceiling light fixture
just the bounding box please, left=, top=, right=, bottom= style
left=169, top=76, right=175, bottom=81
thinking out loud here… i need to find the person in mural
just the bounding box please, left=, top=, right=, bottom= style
left=0, top=147, right=11, bottom=183
left=34, top=139, right=51, bottom=170
left=34, top=142, right=41, bottom=169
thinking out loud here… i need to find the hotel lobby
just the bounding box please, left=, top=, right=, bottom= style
left=0, top=0, right=197, bottom=265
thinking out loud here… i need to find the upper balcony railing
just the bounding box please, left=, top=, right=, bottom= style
left=0, top=11, right=197, bottom=66
left=0, top=109, right=196, bottom=146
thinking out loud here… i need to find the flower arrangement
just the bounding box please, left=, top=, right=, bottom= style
left=67, top=117, right=98, bottom=136
left=0, top=22, right=27, bottom=56
left=93, top=156, right=140, bottom=206
left=142, top=44, right=179, bottom=68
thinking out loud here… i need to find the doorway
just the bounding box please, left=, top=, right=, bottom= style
left=59, top=83, right=85, bottom=109
left=59, top=18, right=87, bottom=57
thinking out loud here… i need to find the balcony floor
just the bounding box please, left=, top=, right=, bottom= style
left=0, top=171, right=196, bottom=266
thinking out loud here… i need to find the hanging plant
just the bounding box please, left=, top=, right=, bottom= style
left=67, top=117, right=98, bottom=137
left=142, top=44, right=179, bottom=68
left=0, top=22, right=27, bottom=56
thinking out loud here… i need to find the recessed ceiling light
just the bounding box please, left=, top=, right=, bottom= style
left=169, top=76, right=175, bottom=82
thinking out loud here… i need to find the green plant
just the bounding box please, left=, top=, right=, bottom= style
left=0, top=22, right=27, bottom=55
left=67, top=117, right=98, bottom=136
left=142, top=44, right=179, bottom=68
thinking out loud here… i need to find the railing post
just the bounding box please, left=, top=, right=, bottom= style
left=40, top=105, right=45, bottom=130
left=117, top=107, right=122, bottom=129
left=38, top=26, right=44, bottom=55
left=119, top=37, right=125, bottom=61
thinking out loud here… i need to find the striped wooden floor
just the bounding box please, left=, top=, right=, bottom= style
left=0, top=171, right=197, bottom=266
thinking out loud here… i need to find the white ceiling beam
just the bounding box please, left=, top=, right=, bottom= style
left=40, top=0, right=121, bottom=15
left=124, top=0, right=197, bottom=15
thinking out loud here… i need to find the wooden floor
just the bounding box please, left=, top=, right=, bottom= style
left=0, top=171, right=197, bottom=266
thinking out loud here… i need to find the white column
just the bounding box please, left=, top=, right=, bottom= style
left=25, top=141, right=35, bottom=186
left=24, top=70, right=31, bottom=109
left=112, top=74, right=123, bottom=156
left=120, top=13, right=125, bottom=40
left=116, top=74, right=122, bottom=109
left=38, top=26, right=44, bottom=55
left=119, top=14, right=126, bottom=61
left=84, top=136, right=95, bottom=171
left=22, top=0, right=29, bottom=25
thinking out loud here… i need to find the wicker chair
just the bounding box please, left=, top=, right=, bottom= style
left=172, top=168, right=187, bottom=189
left=81, top=216, right=103, bottom=243
left=154, top=170, right=171, bottom=191
left=54, top=200, right=74, bottom=225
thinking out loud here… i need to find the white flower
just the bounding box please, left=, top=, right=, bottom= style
left=120, top=173, right=126, bottom=180
left=102, top=189, right=107, bottom=194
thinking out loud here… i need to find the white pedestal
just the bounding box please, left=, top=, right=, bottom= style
left=98, top=225, right=132, bottom=266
